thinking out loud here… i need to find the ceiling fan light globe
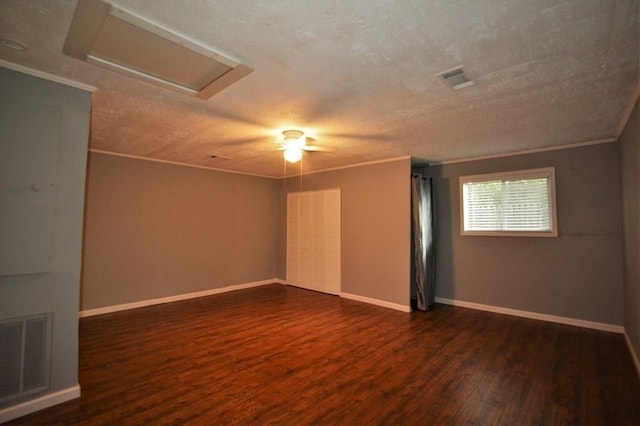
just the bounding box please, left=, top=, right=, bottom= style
left=293, top=136, right=306, bottom=148
left=284, top=147, right=303, bottom=163
left=282, top=130, right=306, bottom=149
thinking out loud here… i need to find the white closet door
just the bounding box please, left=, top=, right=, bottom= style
left=322, top=189, right=341, bottom=294
left=287, top=189, right=341, bottom=295
left=299, top=191, right=314, bottom=289
left=286, top=193, right=301, bottom=285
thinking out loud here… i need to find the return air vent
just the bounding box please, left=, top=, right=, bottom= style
left=0, top=313, right=52, bottom=406
left=436, top=66, right=475, bottom=90
left=63, top=0, right=253, bottom=99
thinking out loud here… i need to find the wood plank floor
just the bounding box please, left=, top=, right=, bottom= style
left=7, top=284, right=640, bottom=425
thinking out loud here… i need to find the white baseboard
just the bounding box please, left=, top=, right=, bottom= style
left=0, top=384, right=81, bottom=423
left=278, top=280, right=411, bottom=312
left=624, top=332, right=640, bottom=378
left=435, top=297, right=624, bottom=333
left=340, top=292, right=412, bottom=313
left=79, top=279, right=279, bottom=317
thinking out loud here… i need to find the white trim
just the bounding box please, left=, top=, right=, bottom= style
left=435, top=297, right=624, bottom=333
left=89, top=151, right=409, bottom=180
left=88, top=149, right=279, bottom=179
left=79, top=279, right=277, bottom=317
left=297, top=156, right=411, bottom=176
left=432, top=138, right=616, bottom=166
left=624, top=332, right=640, bottom=378
left=459, top=167, right=558, bottom=238
left=86, top=54, right=199, bottom=95
left=0, top=60, right=97, bottom=92
left=616, top=85, right=640, bottom=139
left=340, top=292, right=412, bottom=313
left=0, top=384, right=81, bottom=423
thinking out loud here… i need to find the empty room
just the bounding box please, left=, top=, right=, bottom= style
left=0, top=0, right=639, bottom=424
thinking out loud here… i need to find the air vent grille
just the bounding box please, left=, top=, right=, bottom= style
left=0, top=313, right=52, bottom=407
left=437, top=66, right=475, bottom=90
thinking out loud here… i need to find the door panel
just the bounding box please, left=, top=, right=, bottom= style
left=286, top=189, right=340, bottom=295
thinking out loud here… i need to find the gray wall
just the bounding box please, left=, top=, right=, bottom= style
left=431, top=143, right=624, bottom=325
left=0, top=69, right=91, bottom=405
left=81, top=152, right=282, bottom=310
left=619, top=96, right=640, bottom=360
left=280, top=158, right=411, bottom=307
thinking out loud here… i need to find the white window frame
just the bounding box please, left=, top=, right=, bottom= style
left=459, top=167, right=558, bottom=237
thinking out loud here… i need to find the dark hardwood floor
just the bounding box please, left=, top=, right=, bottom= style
left=7, top=284, right=640, bottom=425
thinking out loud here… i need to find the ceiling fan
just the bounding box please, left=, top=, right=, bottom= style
left=279, top=129, right=336, bottom=163
left=204, top=105, right=391, bottom=164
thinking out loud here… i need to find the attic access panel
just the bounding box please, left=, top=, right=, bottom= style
left=63, top=0, right=253, bottom=99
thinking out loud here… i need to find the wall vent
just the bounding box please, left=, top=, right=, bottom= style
left=436, top=66, right=475, bottom=90
left=63, top=0, right=253, bottom=99
left=0, top=313, right=52, bottom=406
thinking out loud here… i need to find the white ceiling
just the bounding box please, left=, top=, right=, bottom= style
left=1, top=0, right=638, bottom=177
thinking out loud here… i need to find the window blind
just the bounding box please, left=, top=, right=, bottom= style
left=460, top=168, right=557, bottom=237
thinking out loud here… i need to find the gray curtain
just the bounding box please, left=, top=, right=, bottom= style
left=411, top=173, right=436, bottom=311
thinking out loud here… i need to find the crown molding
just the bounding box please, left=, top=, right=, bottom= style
left=616, top=85, right=640, bottom=139
left=432, top=138, right=617, bottom=166
left=0, top=60, right=97, bottom=92
left=88, top=149, right=279, bottom=179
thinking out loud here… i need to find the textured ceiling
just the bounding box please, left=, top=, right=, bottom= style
left=1, top=0, right=638, bottom=177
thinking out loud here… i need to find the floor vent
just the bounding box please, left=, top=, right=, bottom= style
left=0, top=313, right=52, bottom=406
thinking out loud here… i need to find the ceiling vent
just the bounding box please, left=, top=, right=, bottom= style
left=63, top=0, right=253, bottom=99
left=436, top=66, right=474, bottom=90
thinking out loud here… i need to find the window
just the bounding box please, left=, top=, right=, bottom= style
left=460, top=167, right=558, bottom=237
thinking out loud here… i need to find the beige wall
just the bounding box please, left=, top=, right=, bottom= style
left=431, top=143, right=624, bottom=325
left=83, top=137, right=628, bottom=327
left=280, top=158, right=411, bottom=307
left=81, top=153, right=281, bottom=310
left=619, top=96, right=640, bottom=362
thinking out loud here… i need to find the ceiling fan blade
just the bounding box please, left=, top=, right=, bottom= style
left=302, top=145, right=336, bottom=152
left=322, top=132, right=392, bottom=141
left=215, top=135, right=268, bottom=147
left=302, top=87, right=356, bottom=123
left=207, top=107, right=267, bottom=128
